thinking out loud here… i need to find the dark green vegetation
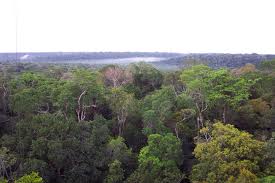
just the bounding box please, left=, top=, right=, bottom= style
left=0, top=60, right=275, bottom=183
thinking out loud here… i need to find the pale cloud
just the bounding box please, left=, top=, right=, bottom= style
left=0, top=0, right=275, bottom=53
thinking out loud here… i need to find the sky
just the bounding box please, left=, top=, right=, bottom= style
left=0, top=0, right=275, bottom=53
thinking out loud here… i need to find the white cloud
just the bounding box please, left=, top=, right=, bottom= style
left=0, top=0, right=275, bottom=53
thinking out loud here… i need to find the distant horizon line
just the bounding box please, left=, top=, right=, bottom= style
left=0, top=51, right=274, bottom=55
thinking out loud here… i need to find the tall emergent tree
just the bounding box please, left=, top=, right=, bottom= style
left=191, top=122, right=264, bottom=183
left=180, top=65, right=212, bottom=133
left=207, top=68, right=254, bottom=123
left=101, top=65, right=133, bottom=88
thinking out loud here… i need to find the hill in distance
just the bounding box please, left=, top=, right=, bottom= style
left=1, top=52, right=275, bottom=70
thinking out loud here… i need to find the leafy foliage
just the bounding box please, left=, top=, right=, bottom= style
left=15, top=172, right=43, bottom=183
left=191, top=122, right=264, bottom=183
left=127, top=133, right=182, bottom=183
left=104, top=160, right=124, bottom=183
left=1, top=62, right=275, bottom=183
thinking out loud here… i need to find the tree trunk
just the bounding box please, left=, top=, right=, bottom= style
left=222, top=105, right=227, bottom=123
left=1, top=84, right=8, bottom=113
left=118, top=120, right=123, bottom=136
left=1, top=95, right=7, bottom=113
left=198, top=112, right=204, bottom=128
left=76, top=91, right=86, bottom=122
left=175, top=126, right=179, bottom=139
left=196, top=116, right=200, bottom=135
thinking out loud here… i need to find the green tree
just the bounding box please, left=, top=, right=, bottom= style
left=260, top=176, right=275, bottom=183
left=262, top=133, right=275, bottom=175
left=259, top=59, right=275, bottom=73
left=180, top=65, right=212, bottom=135
left=142, top=87, right=175, bottom=135
left=191, top=122, right=264, bottom=183
left=104, top=160, right=124, bottom=183
left=0, top=69, right=9, bottom=114
left=15, top=172, right=43, bottom=183
left=127, top=133, right=182, bottom=183
left=207, top=68, right=254, bottom=123
left=0, top=179, right=7, bottom=183
left=0, top=147, right=16, bottom=181
left=234, top=168, right=258, bottom=183
left=108, top=88, right=136, bottom=136
left=55, top=69, right=104, bottom=121
left=9, top=72, right=57, bottom=116
left=106, top=136, right=136, bottom=176
left=237, top=98, right=272, bottom=133
left=163, top=71, right=184, bottom=96
left=129, top=62, right=163, bottom=97
left=174, top=93, right=197, bottom=139
left=2, top=114, right=111, bottom=183
left=174, top=108, right=196, bottom=139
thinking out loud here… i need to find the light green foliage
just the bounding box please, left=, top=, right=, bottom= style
left=143, top=86, right=175, bottom=122
left=142, top=87, right=175, bottom=135
left=15, top=172, right=43, bottom=183
left=260, top=176, right=275, bottom=183
left=139, top=133, right=182, bottom=166
left=181, top=66, right=254, bottom=123
left=191, top=122, right=264, bottom=183
left=208, top=68, right=254, bottom=108
left=104, top=160, right=124, bottom=183
left=180, top=64, right=212, bottom=97
left=127, top=133, right=182, bottom=183
left=180, top=65, right=212, bottom=131
left=207, top=69, right=256, bottom=123
left=0, top=179, right=7, bottom=183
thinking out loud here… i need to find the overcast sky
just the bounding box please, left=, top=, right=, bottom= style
left=0, top=0, right=275, bottom=53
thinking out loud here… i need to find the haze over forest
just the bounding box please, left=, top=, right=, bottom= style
left=1, top=0, right=275, bottom=183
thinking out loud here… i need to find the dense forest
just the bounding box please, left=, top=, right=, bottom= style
left=1, top=53, right=275, bottom=71
left=0, top=60, right=275, bottom=183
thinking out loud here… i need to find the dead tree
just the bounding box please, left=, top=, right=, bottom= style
left=75, top=91, right=97, bottom=122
